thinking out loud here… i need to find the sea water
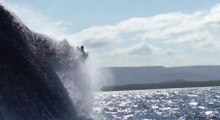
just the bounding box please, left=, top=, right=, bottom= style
left=93, top=87, right=220, bottom=120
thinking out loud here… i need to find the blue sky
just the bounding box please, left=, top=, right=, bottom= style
left=2, top=0, right=220, bottom=67
left=5, top=0, right=220, bottom=31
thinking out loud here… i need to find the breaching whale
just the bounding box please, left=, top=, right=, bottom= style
left=0, top=4, right=90, bottom=120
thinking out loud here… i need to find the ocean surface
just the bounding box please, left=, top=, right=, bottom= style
left=92, top=87, right=220, bottom=120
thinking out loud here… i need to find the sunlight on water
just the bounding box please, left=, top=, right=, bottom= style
left=93, top=87, right=220, bottom=120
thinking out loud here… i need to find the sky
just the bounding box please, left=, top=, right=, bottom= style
left=1, top=0, right=220, bottom=67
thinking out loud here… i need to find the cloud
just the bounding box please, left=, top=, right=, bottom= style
left=3, top=1, right=220, bottom=66
left=64, top=3, right=220, bottom=55
left=3, top=2, right=71, bottom=41
left=6, top=2, right=220, bottom=50
left=0, top=0, right=4, bottom=3
left=67, top=25, right=121, bottom=48
left=166, top=31, right=219, bottom=49
left=112, top=42, right=162, bottom=56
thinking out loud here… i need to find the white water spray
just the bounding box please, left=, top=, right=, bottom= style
left=55, top=44, right=113, bottom=119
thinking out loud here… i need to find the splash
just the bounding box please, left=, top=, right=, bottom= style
left=55, top=43, right=113, bottom=118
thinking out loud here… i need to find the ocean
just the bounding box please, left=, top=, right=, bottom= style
left=93, top=87, right=220, bottom=120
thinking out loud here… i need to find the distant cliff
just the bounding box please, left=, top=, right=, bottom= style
left=108, top=66, right=220, bottom=86
left=102, top=80, right=220, bottom=91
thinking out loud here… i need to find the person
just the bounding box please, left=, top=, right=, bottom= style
left=80, top=46, right=84, bottom=53
left=77, top=45, right=88, bottom=61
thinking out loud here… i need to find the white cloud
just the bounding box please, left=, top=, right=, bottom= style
left=3, top=1, right=220, bottom=66
left=166, top=31, right=218, bottom=48
left=65, top=4, right=220, bottom=53
left=112, top=42, right=162, bottom=56
left=203, top=4, right=220, bottom=26
left=3, top=3, right=70, bottom=41
left=0, top=0, right=5, bottom=3
left=6, top=2, right=220, bottom=49
left=67, top=25, right=121, bottom=47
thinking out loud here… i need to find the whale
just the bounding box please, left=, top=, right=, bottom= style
left=0, top=4, right=89, bottom=120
